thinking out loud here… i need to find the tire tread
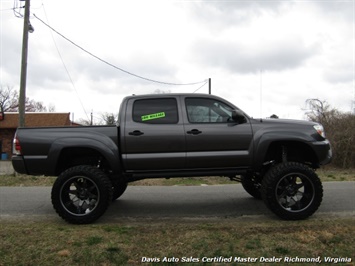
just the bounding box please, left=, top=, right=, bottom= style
left=52, top=165, right=112, bottom=224
left=261, top=162, right=323, bottom=220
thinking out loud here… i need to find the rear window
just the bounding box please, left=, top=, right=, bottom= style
left=132, top=98, right=179, bottom=124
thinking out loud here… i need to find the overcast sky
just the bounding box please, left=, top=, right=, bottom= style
left=1, top=0, right=354, bottom=123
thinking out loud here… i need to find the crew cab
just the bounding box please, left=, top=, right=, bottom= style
left=12, top=93, right=332, bottom=223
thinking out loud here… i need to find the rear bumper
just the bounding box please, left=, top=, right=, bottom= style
left=12, top=156, right=28, bottom=175
left=13, top=155, right=51, bottom=176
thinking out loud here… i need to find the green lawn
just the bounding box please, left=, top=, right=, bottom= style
left=0, top=218, right=354, bottom=266
left=0, top=167, right=353, bottom=187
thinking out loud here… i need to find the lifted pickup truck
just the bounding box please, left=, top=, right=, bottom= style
left=12, top=93, right=332, bottom=224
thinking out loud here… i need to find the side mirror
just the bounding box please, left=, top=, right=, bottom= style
left=232, top=110, right=247, bottom=124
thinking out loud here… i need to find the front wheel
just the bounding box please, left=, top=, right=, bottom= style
left=51, top=165, right=113, bottom=224
left=261, top=162, right=323, bottom=220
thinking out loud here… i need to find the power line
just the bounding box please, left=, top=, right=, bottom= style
left=193, top=80, right=208, bottom=93
left=41, top=5, right=90, bottom=121
left=33, top=14, right=207, bottom=87
left=0, top=7, right=15, bottom=11
left=12, top=0, right=23, bottom=18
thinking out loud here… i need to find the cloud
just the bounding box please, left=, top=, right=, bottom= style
left=190, top=1, right=286, bottom=30
left=1, top=0, right=353, bottom=121
left=62, top=50, right=181, bottom=90
left=324, top=63, right=354, bottom=84
left=192, top=36, right=318, bottom=73
left=0, top=18, right=23, bottom=85
left=187, top=1, right=323, bottom=74
left=312, top=1, right=354, bottom=22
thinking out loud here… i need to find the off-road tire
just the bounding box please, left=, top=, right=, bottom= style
left=52, top=165, right=113, bottom=224
left=241, top=174, right=262, bottom=199
left=261, top=162, right=323, bottom=220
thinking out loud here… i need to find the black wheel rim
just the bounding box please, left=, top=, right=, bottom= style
left=275, top=172, right=315, bottom=212
left=60, top=176, right=100, bottom=216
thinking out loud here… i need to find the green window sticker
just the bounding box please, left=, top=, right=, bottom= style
left=141, top=112, right=166, bottom=121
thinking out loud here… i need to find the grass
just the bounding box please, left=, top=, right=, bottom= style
left=0, top=167, right=353, bottom=187
left=0, top=174, right=56, bottom=186
left=0, top=218, right=354, bottom=265
left=0, top=168, right=354, bottom=265
left=317, top=167, right=355, bottom=182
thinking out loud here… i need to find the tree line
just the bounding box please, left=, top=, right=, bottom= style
left=0, top=85, right=116, bottom=126
left=305, top=99, right=354, bottom=168
left=0, top=85, right=55, bottom=112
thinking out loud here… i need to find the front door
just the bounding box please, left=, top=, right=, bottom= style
left=183, top=97, right=253, bottom=169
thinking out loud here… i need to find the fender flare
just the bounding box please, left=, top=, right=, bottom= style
left=47, top=134, right=120, bottom=175
left=252, top=131, right=314, bottom=169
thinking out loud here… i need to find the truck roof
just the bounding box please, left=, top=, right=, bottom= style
left=122, top=93, right=223, bottom=101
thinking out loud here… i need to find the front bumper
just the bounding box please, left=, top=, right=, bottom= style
left=311, top=139, right=332, bottom=166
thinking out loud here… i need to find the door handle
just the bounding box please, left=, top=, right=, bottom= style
left=187, top=129, right=202, bottom=135
left=129, top=130, right=144, bottom=136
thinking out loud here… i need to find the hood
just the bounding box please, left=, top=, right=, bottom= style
left=251, top=118, right=318, bottom=127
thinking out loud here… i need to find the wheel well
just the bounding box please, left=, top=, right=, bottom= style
left=265, top=141, right=319, bottom=168
left=55, top=147, right=111, bottom=175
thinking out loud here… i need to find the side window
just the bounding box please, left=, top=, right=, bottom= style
left=133, top=98, right=179, bottom=124
left=186, top=98, right=233, bottom=123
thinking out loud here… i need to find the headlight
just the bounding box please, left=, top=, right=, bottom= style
left=313, top=124, right=326, bottom=138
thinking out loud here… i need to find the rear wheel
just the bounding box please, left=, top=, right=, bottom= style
left=52, top=165, right=112, bottom=224
left=261, top=162, right=323, bottom=220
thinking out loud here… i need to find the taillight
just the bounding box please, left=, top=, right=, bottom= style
left=13, top=135, right=22, bottom=155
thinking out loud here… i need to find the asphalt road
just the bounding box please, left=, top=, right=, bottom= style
left=0, top=182, right=354, bottom=222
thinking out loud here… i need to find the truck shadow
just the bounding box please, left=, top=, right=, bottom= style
left=104, top=185, right=271, bottom=220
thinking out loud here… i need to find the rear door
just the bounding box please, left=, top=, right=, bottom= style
left=122, top=97, right=185, bottom=171
left=183, top=96, right=253, bottom=169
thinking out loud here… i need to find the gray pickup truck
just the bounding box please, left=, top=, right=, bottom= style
left=12, top=93, right=332, bottom=224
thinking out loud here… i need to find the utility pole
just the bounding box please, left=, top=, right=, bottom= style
left=208, top=78, right=211, bottom=94
left=19, top=0, right=31, bottom=127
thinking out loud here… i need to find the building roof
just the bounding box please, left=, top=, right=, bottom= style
left=0, top=112, right=72, bottom=129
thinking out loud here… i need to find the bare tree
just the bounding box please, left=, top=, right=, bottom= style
left=304, top=99, right=339, bottom=125
left=48, top=104, right=56, bottom=112
left=0, top=85, right=18, bottom=112
left=153, top=89, right=171, bottom=94
left=0, top=85, right=54, bottom=112
left=101, top=112, right=119, bottom=125
left=76, top=118, right=91, bottom=126
left=305, top=99, right=355, bottom=168
left=26, top=99, right=47, bottom=112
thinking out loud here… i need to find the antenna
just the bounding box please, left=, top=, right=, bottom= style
left=260, top=69, right=263, bottom=119
left=353, top=0, right=355, bottom=114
